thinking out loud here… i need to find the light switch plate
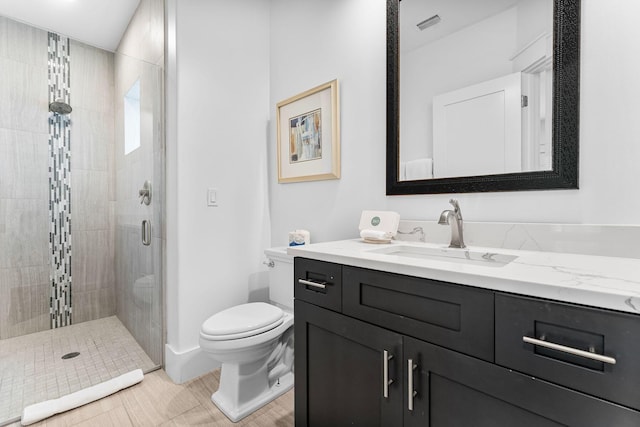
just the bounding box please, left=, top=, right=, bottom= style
left=207, top=188, right=218, bottom=207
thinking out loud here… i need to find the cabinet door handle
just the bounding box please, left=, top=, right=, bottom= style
left=298, top=278, right=326, bottom=290
left=407, top=359, right=418, bottom=411
left=523, top=336, right=617, bottom=365
left=383, top=350, right=394, bottom=398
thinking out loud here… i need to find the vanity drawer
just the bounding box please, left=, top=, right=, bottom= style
left=294, top=258, right=342, bottom=312
left=343, top=266, right=494, bottom=361
left=495, top=294, right=640, bottom=411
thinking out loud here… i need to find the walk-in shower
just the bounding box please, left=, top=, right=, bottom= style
left=0, top=2, right=164, bottom=423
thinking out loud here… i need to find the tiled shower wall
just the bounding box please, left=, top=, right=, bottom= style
left=0, top=17, right=50, bottom=339
left=0, top=16, right=116, bottom=339
left=69, top=39, right=116, bottom=324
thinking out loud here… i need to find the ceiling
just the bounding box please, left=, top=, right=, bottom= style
left=3, top=0, right=520, bottom=54
left=400, top=0, right=521, bottom=53
left=0, top=0, right=140, bottom=51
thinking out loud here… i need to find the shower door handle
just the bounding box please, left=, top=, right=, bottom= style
left=142, top=220, right=151, bottom=246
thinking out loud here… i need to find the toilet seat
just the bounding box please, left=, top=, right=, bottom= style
left=201, top=302, right=284, bottom=341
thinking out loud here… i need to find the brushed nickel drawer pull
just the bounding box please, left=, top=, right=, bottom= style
left=523, top=336, right=617, bottom=365
left=383, top=350, right=394, bottom=398
left=298, top=279, right=327, bottom=290
left=408, top=358, right=418, bottom=411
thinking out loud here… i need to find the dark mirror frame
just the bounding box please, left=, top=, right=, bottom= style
left=386, top=0, right=580, bottom=195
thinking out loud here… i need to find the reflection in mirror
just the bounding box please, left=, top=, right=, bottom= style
left=386, top=0, right=580, bottom=195
left=400, top=0, right=553, bottom=181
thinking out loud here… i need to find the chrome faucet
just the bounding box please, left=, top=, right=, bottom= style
left=438, top=199, right=466, bottom=248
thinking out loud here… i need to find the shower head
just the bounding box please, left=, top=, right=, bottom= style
left=49, top=99, right=72, bottom=115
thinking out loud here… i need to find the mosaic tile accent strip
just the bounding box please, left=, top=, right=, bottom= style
left=47, top=32, right=72, bottom=329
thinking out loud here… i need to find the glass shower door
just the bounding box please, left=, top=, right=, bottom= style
left=114, top=52, right=164, bottom=366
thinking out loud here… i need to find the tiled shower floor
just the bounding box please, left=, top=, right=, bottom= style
left=0, top=316, right=157, bottom=424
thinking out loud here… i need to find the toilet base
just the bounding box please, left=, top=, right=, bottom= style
left=211, top=371, right=294, bottom=422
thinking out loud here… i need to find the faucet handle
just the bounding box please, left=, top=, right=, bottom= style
left=449, top=199, right=463, bottom=221
left=139, top=181, right=152, bottom=205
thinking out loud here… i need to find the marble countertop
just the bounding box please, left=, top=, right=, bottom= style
left=287, top=239, right=640, bottom=315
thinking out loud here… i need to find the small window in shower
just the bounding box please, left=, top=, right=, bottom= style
left=124, top=79, right=141, bottom=155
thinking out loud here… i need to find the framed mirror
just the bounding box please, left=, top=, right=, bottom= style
left=386, top=0, right=580, bottom=195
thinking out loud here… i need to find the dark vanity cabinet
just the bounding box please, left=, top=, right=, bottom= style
left=294, top=258, right=640, bottom=427
left=295, top=300, right=403, bottom=426
left=404, top=338, right=640, bottom=427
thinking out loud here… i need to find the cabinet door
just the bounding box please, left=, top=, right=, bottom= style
left=404, top=337, right=640, bottom=427
left=295, top=300, right=403, bottom=427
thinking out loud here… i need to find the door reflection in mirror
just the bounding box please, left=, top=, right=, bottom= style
left=399, top=0, right=553, bottom=181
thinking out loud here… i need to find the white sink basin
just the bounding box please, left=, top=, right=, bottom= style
left=369, top=245, right=518, bottom=267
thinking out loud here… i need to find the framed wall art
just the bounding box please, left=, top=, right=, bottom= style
left=276, top=79, right=340, bottom=183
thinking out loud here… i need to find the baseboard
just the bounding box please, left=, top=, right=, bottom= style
left=164, top=343, right=219, bottom=384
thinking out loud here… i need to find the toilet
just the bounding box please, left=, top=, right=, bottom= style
left=199, top=247, right=294, bottom=422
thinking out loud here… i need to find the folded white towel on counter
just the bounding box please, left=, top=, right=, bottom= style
left=405, top=158, right=433, bottom=180
left=360, top=229, right=392, bottom=241
left=21, top=369, right=144, bottom=425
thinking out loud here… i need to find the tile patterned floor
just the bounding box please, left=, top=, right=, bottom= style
left=5, top=369, right=294, bottom=427
left=0, top=316, right=157, bottom=425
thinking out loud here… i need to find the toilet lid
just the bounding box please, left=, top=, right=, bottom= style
left=201, top=302, right=284, bottom=339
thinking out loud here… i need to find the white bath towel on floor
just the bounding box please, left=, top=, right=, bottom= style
left=21, top=369, right=144, bottom=425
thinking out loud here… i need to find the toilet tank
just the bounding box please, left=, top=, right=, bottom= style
left=264, top=247, right=294, bottom=309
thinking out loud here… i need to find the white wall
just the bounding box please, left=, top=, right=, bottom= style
left=165, top=0, right=271, bottom=382
left=268, top=0, right=640, bottom=251
left=515, top=0, right=553, bottom=52
left=268, top=0, right=388, bottom=245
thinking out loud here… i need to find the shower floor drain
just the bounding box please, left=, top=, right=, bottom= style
left=61, top=352, right=80, bottom=360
